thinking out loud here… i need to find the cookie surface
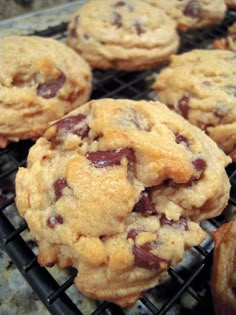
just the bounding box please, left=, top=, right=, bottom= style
left=67, top=0, right=179, bottom=71
left=144, top=0, right=226, bottom=31
left=15, top=98, right=230, bottom=306
left=211, top=218, right=236, bottom=315
left=152, top=49, right=236, bottom=160
left=213, top=22, right=236, bottom=52
left=0, top=36, right=92, bottom=148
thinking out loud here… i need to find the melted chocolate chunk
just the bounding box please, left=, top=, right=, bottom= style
left=55, top=114, right=89, bottom=138
left=53, top=178, right=69, bottom=201
left=167, top=103, right=175, bottom=110
left=133, top=191, right=156, bottom=215
left=133, top=244, right=168, bottom=269
left=111, top=12, right=123, bottom=28
left=114, top=1, right=126, bottom=7
left=184, top=1, right=201, bottom=18
left=134, top=20, right=145, bottom=35
left=160, top=215, right=188, bottom=230
left=46, top=214, right=64, bottom=229
left=192, top=158, right=207, bottom=171
left=86, top=148, right=134, bottom=168
left=70, top=28, right=78, bottom=38
left=127, top=229, right=140, bottom=240
left=177, top=96, right=189, bottom=119
left=175, top=134, right=190, bottom=147
left=70, top=16, right=80, bottom=38
left=37, top=72, right=66, bottom=99
left=113, top=1, right=134, bottom=11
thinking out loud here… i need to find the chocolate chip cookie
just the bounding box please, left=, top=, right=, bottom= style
left=152, top=49, right=236, bottom=160
left=67, top=0, right=179, bottom=71
left=15, top=98, right=230, bottom=306
left=144, top=0, right=226, bottom=31
left=211, top=217, right=236, bottom=315
left=0, top=36, right=92, bottom=148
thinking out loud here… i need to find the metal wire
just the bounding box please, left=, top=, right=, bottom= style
left=0, top=8, right=236, bottom=315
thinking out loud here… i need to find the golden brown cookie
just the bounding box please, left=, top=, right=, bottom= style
left=15, top=98, right=230, bottom=307
left=0, top=36, right=92, bottom=148
left=152, top=49, right=236, bottom=160
left=211, top=218, right=236, bottom=315
left=213, top=22, right=236, bottom=52
left=67, top=0, right=179, bottom=71
left=144, top=0, right=226, bottom=31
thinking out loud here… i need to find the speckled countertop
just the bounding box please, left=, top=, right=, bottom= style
left=0, top=1, right=85, bottom=36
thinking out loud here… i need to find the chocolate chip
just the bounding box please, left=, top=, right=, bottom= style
left=133, top=191, right=156, bottom=215
left=69, top=15, right=80, bottom=38
left=167, top=103, right=175, bottom=110
left=184, top=1, right=201, bottom=18
left=46, top=214, right=64, bottom=229
left=53, top=177, right=69, bottom=201
left=113, top=1, right=134, bottom=11
left=134, top=20, right=145, bottom=35
left=133, top=244, right=168, bottom=269
left=160, top=215, right=188, bottom=230
left=111, top=12, right=123, bottom=28
left=37, top=72, right=66, bottom=99
left=70, top=28, right=78, bottom=38
left=114, top=1, right=126, bottom=7
left=127, top=229, right=140, bottom=240
left=175, top=134, right=190, bottom=147
left=192, top=158, right=207, bottom=171
left=178, top=96, right=189, bottom=119
left=86, top=148, right=135, bottom=168
left=55, top=114, right=89, bottom=139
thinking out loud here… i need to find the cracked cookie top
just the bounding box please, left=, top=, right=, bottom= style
left=15, top=98, right=230, bottom=306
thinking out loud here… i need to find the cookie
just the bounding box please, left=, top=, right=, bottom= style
left=211, top=218, right=236, bottom=315
left=15, top=98, right=230, bottom=306
left=67, top=0, right=179, bottom=71
left=213, top=22, right=236, bottom=52
left=0, top=36, right=92, bottom=148
left=144, top=0, right=226, bottom=31
left=152, top=49, right=236, bottom=160
left=225, top=0, right=236, bottom=8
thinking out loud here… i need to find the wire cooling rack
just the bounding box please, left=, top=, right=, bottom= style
left=0, top=8, right=236, bottom=315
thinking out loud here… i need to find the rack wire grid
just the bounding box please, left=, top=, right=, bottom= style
left=0, top=7, right=236, bottom=315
